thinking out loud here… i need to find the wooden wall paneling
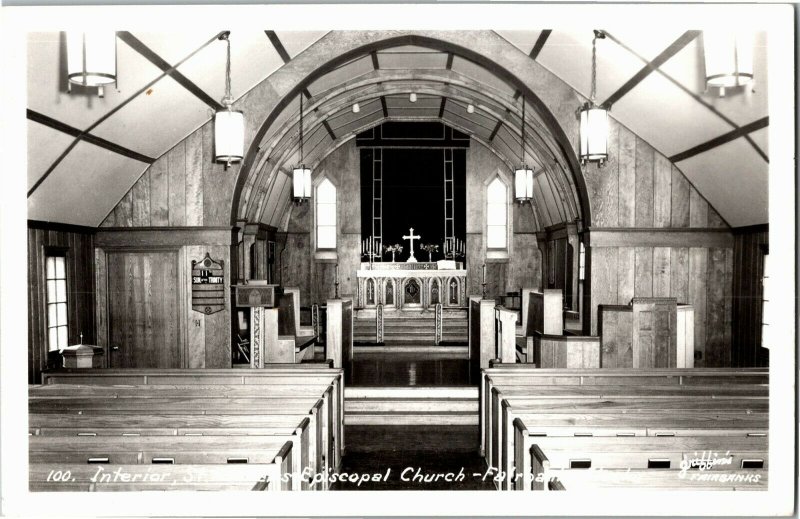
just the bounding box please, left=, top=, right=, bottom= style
left=730, top=229, right=768, bottom=367
left=616, top=246, right=635, bottom=305
left=202, top=244, right=232, bottom=367
left=653, top=153, right=672, bottom=228
left=202, top=122, right=238, bottom=226
left=688, top=247, right=708, bottom=366
left=708, top=206, right=727, bottom=228
left=633, top=247, right=653, bottom=297
left=652, top=247, right=671, bottom=297
left=586, top=119, right=619, bottom=227
left=168, top=141, right=187, bottom=226
left=132, top=172, right=151, bottom=227
left=185, top=130, right=204, bottom=226
left=617, top=309, right=633, bottom=368
left=466, top=233, right=483, bottom=296
left=723, top=247, right=733, bottom=366
left=599, top=307, right=618, bottom=368
left=28, top=230, right=41, bottom=383
left=705, top=248, right=728, bottom=367
left=617, top=125, right=636, bottom=228
left=669, top=247, right=689, bottom=304
left=95, top=248, right=108, bottom=364
left=589, top=247, right=617, bottom=335
left=101, top=207, right=117, bottom=227
left=149, top=159, right=169, bottom=226
left=670, top=166, right=690, bottom=227
left=634, top=137, right=654, bottom=227
left=689, top=187, right=708, bottom=228
left=185, top=245, right=206, bottom=368
left=115, top=189, right=134, bottom=227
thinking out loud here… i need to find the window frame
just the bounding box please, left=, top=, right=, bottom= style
left=314, top=176, right=338, bottom=260
left=485, top=173, right=511, bottom=260
left=44, top=246, right=70, bottom=352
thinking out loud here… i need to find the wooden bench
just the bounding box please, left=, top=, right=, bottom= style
left=480, top=367, right=768, bottom=460
left=29, top=395, right=333, bottom=486
left=514, top=429, right=768, bottom=490
left=483, top=380, right=767, bottom=466
left=30, top=437, right=295, bottom=491
left=30, top=462, right=286, bottom=491
left=543, top=467, right=767, bottom=491
left=39, top=367, right=345, bottom=469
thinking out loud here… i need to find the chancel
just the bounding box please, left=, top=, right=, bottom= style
left=22, top=24, right=781, bottom=498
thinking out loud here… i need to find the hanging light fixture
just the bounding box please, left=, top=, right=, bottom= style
left=579, top=30, right=609, bottom=166
left=66, top=32, right=117, bottom=96
left=292, top=94, right=312, bottom=203
left=467, top=103, right=475, bottom=114
left=703, top=31, right=754, bottom=96
left=352, top=102, right=360, bottom=113
left=514, top=97, right=534, bottom=203
left=214, top=32, right=244, bottom=167
left=409, top=92, right=417, bottom=103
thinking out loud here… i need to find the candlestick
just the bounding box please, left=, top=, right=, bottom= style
left=482, top=264, right=487, bottom=283
left=334, top=263, right=340, bottom=299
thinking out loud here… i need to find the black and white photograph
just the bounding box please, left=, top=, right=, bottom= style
left=0, top=2, right=796, bottom=517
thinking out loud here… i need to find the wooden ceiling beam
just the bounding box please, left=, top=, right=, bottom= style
left=529, top=30, right=552, bottom=60
left=669, top=116, right=768, bottom=163
left=380, top=96, right=389, bottom=118
left=371, top=51, right=380, bottom=70
left=265, top=30, right=292, bottom=63
left=117, top=32, right=223, bottom=111
left=438, top=97, right=447, bottom=118
left=601, top=30, right=700, bottom=108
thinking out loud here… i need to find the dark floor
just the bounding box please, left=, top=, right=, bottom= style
left=332, top=426, right=494, bottom=490
left=346, top=352, right=477, bottom=386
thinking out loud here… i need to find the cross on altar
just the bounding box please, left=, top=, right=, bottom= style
left=402, top=227, right=421, bottom=263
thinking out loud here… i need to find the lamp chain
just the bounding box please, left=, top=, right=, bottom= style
left=590, top=31, right=597, bottom=104
left=299, top=94, right=304, bottom=163
left=222, top=32, right=233, bottom=107
left=520, top=97, right=526, bottom=166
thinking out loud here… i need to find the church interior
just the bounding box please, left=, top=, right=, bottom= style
left=19, top=23, right=788, bottom=499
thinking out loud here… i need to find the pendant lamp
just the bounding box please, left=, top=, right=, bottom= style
left=66, top=32, right=117, bottom=96
left=293, top=94, right=312, bottom=203
left=579, top=30, right=609, bottom=166
left=514, top=97, right=534, bottom=202
left=214, top=32, right=244, bottom=167
left=703, top=31, right=754, bottom=96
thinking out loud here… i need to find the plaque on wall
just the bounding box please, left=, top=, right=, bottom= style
left=191, top=253, right=225, bottom=315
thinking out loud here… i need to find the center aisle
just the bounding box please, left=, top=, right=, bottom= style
left=331, top=426, right=494, bottom=490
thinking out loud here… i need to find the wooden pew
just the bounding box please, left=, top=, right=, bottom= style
left=511, top=435, right=767, bottom=490
left=30, top=461, right=287, bottom=491
left=486, top=385, right=767, bottom=471
left=29, top=433, right=300, bottom=490
left=39, top=367, right=345, bottom=468
left=29, top=395, right=334, bottom=484
left=516, top=289, right=563, bottom=361
left=30, top=464, right=281, bottom=492
left=482, top=377, right=767, bottom=465
left=30, top=438, right=295, bottom=491
left=542, top=467, right=767, bottom=491
left=495, top=307, right=518, bottom=363
left=480, top=366, right=768, bottom=459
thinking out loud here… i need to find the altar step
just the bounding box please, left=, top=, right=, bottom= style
left=353, top=311, right=468, bottom=344
left=344, top=387, right=479, bottom=425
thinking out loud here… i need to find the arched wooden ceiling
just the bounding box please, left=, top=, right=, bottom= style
left=236, top=42, right=586, bottom=233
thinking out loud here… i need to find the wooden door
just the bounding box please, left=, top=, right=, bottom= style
left=632, top=298, right=677, bottom=368
left=107, top=251, right=181, bottom=368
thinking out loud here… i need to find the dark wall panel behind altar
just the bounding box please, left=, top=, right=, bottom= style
left=28, top=223, right=96, bottom=384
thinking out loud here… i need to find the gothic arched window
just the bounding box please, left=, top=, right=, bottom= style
left=316, top=178, right=337, bottom=250
left=487, top=177, right=508, bottom=250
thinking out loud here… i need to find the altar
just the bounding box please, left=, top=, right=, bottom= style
left=356, top=261, right=467, bottom=310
